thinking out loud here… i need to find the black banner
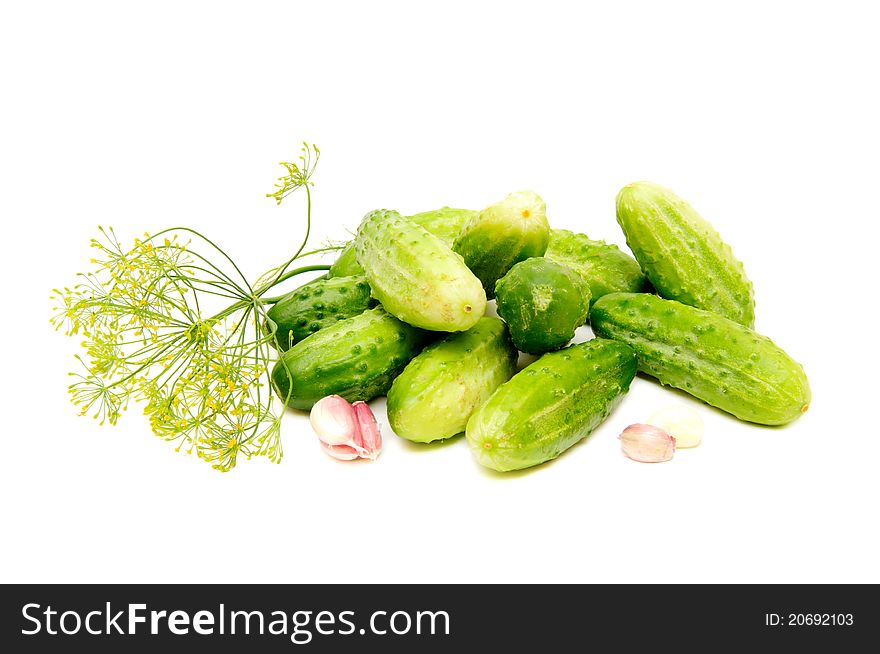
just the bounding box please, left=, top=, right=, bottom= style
left=1, top=584, right=875, bottom=651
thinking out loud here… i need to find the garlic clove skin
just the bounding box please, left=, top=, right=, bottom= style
left=320, top=441, right=361, bottom=461
left=351, top=401, right=382, bottom=460
left=310, top=395, right=359, bottom=446
left=647, top=405, right=704, bottom=448
left=619, top=423, right=675, bottom=463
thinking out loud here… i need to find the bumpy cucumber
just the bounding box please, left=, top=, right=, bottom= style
left=271, top=307, right=431, bottom=410
left=466, top=339, right=637, bottom=472
left=355, top=209, right=486, bottom=332
left=494, top=258, right=591, bottom=354
left=387, top=317, right=518, bottom=443
left=328, top=207, right=475, bottom=278
left=453, top=190, right=550, bottom=298
left=616, top=181, right=755, bottom=326
left=590, top=293, right=810, bottom=425
left=328, top=243, right=362, bottom=278
left=544, top=229, right=648, bottom=303
left=408, top=206, right=476, bottom=246
left=266, top=275, right=373, bottom=350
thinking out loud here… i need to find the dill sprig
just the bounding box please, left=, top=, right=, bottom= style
left=266, top=142, right=320, bottom=205
left=50, top=143, right=335, bottom=472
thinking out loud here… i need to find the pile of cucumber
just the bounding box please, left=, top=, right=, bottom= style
left=268, top=182, right=811, bottom=471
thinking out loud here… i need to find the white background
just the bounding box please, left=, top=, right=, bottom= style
left=2, top=1, right=878, bottom=584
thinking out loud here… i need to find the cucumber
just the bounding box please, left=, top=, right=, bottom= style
left=355, top=209, right=486, bottom=332
left=408, top=206, right=476, bottom=246
left=466, top=339, right=637, bottom=472
left=328, top=207, right=475, bottom=278
left=266, top=275, right=373, bottom=350
left=494, top=257, right=591, bottom=354
left=590, top=293, right=810, bottom=425
left=544, top=228, right=648, bottom=304
left=271, top=306, right=431, bottom=410
left=387, top=317, right=518, bottom=443
left=453, top=190, right=550, bottom=298
left=328, top=243, right=362, bottom=278
left=616, top=181, right=756, bottom=326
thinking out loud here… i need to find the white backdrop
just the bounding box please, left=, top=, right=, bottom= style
left=2, top=0, right=878, bottom=583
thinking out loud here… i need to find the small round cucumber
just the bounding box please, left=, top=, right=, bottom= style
left=494, top=257, right=591, bottom=354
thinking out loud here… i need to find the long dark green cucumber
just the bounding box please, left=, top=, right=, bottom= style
left=271, top=307, right=431, bottom=410
left=465, top=339, right=637, bottom=471
left=591, top=293, right=810, bottom=425
left=266, top=275, right=373, bottom=350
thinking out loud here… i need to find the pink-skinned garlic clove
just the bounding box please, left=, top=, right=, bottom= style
left=352, top=401, right=381, bottom=460
left=619, top=423, right=675, bottom=463
left=310, top=395, right=381, bottom=462
left=310, top=395, right=359, bottom=446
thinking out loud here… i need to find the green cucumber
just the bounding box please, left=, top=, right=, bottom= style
left=408, top=206, right=476, bottom=246
left=466, top=339, right=637, bottom=472
left=590, top=293, right=810, bottom=425
left=387, top=317, right=518, bottom=443
left=271, top=306, right=431, bottom=410
left=453, top=190, right=550, bottom=298
left=616, top=181, right=755, bottom=326
left=355, top=209, right=486, bottom=332
left=328, top=243, right=362, bottom=278
left=266, top=275, right=373, bottom=351
left=494, top=257, right=591, bottom=354
left=544, top=228, right=648, bottom=303
left=328, top=207, right=475, bottom=278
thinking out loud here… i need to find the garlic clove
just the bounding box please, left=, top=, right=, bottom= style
left=352, top=401, right=382, bottom=460
left=310, top=395, right=382, bottom=462
left=619, top=423, right=675, bottom=463
left=320, top=441, right=361, bottom=461
left=647, top=405, right=704, bottom=448
left=310, top=395, right=359, bottom=446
